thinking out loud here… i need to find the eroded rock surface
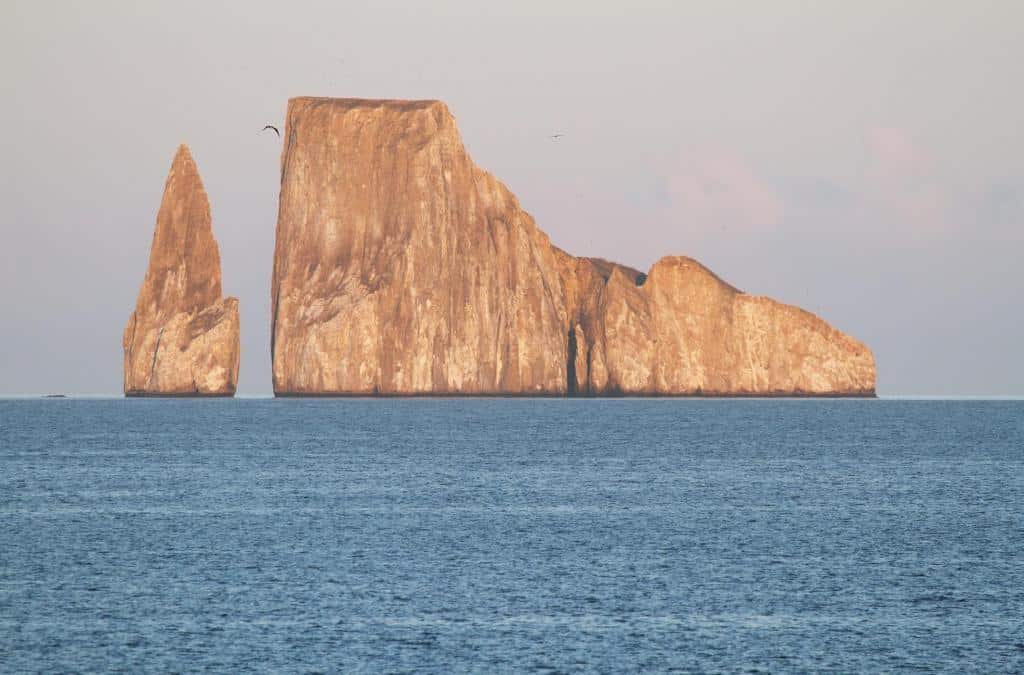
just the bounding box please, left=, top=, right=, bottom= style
left=124, top=145, right=240, bottom=396
left=272, top=97, right=874, bottom=396
left=576, top=257, right=875, bottom=395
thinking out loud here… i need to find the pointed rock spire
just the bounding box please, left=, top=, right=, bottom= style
left=123, top=145, right=240, bottom=396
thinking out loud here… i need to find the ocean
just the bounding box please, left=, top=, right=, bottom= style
left=1, top=398, right=1022, bottom=672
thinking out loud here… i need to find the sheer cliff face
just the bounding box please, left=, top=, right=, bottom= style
left=272, top=97, right=875, bottom=396
left=272, top=98, right=570, bottom=394
left=123, top=145, right=240, bottom=396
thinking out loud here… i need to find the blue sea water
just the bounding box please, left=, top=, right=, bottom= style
left=1, top=398, right=1023, bottom=673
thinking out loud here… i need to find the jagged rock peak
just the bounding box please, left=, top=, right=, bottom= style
left=123, top=144, right=240, bottom=396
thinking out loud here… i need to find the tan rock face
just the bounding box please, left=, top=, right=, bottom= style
left=580, top=257, right=875, bottom=395
left=272, top=97, right=875, bottom=396
left=272, top=98, right=569, bottom=395
left=123, top=145, right=240, bottom=396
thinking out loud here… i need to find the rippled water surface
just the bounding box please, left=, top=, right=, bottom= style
left=1, top=398, right=1023, bottom=672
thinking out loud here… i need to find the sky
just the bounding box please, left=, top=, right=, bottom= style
left=2, top=1, right=1021, bottom=396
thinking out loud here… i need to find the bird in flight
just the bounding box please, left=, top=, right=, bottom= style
left=549, top=133, right=565, bottom=140
left=262, top=125, right=280, bottom=137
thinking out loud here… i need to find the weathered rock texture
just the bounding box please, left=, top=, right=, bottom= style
left=124, top=145, right=240, bottom=396
left=272, top=97, right=874, bottom=396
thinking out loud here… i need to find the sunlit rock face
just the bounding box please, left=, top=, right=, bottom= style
left=123, top=145, right=240, bottom=396
left=572, top=256, right=875, bottom=395
left=271, top=98, right=569, bottom=395
left=272, top=97, right=874, bottom=396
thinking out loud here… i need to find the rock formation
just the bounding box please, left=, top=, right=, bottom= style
left=271, top=97, right=874, bottom=396
left=124, top=145, right=240, bottom=396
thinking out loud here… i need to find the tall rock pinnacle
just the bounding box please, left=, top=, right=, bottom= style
left=123, top=145, right=240, bottom=396
left=271, top=98, right=874, bottom=396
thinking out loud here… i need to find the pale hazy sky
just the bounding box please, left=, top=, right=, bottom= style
left=2, top=1, right=1022, bottom=395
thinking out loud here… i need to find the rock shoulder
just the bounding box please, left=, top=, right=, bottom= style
left=577, top=256, right=875, bottom=395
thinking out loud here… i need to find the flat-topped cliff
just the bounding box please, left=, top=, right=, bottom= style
left=124, top=145, right=240, bottom=396
left=271, top=97, right=874, bottom=396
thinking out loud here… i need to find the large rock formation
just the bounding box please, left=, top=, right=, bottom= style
left=124, top=145, right=240, bottom=396
left=272, top=97, right=874, bottom=396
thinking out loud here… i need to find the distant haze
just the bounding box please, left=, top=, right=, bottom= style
left=2, top=1, right=1022, bottom=395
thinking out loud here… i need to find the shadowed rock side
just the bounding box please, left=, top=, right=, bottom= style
left=123, top=145, right=240, bottom=396
left=272, top=97, right=875, bottom=396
